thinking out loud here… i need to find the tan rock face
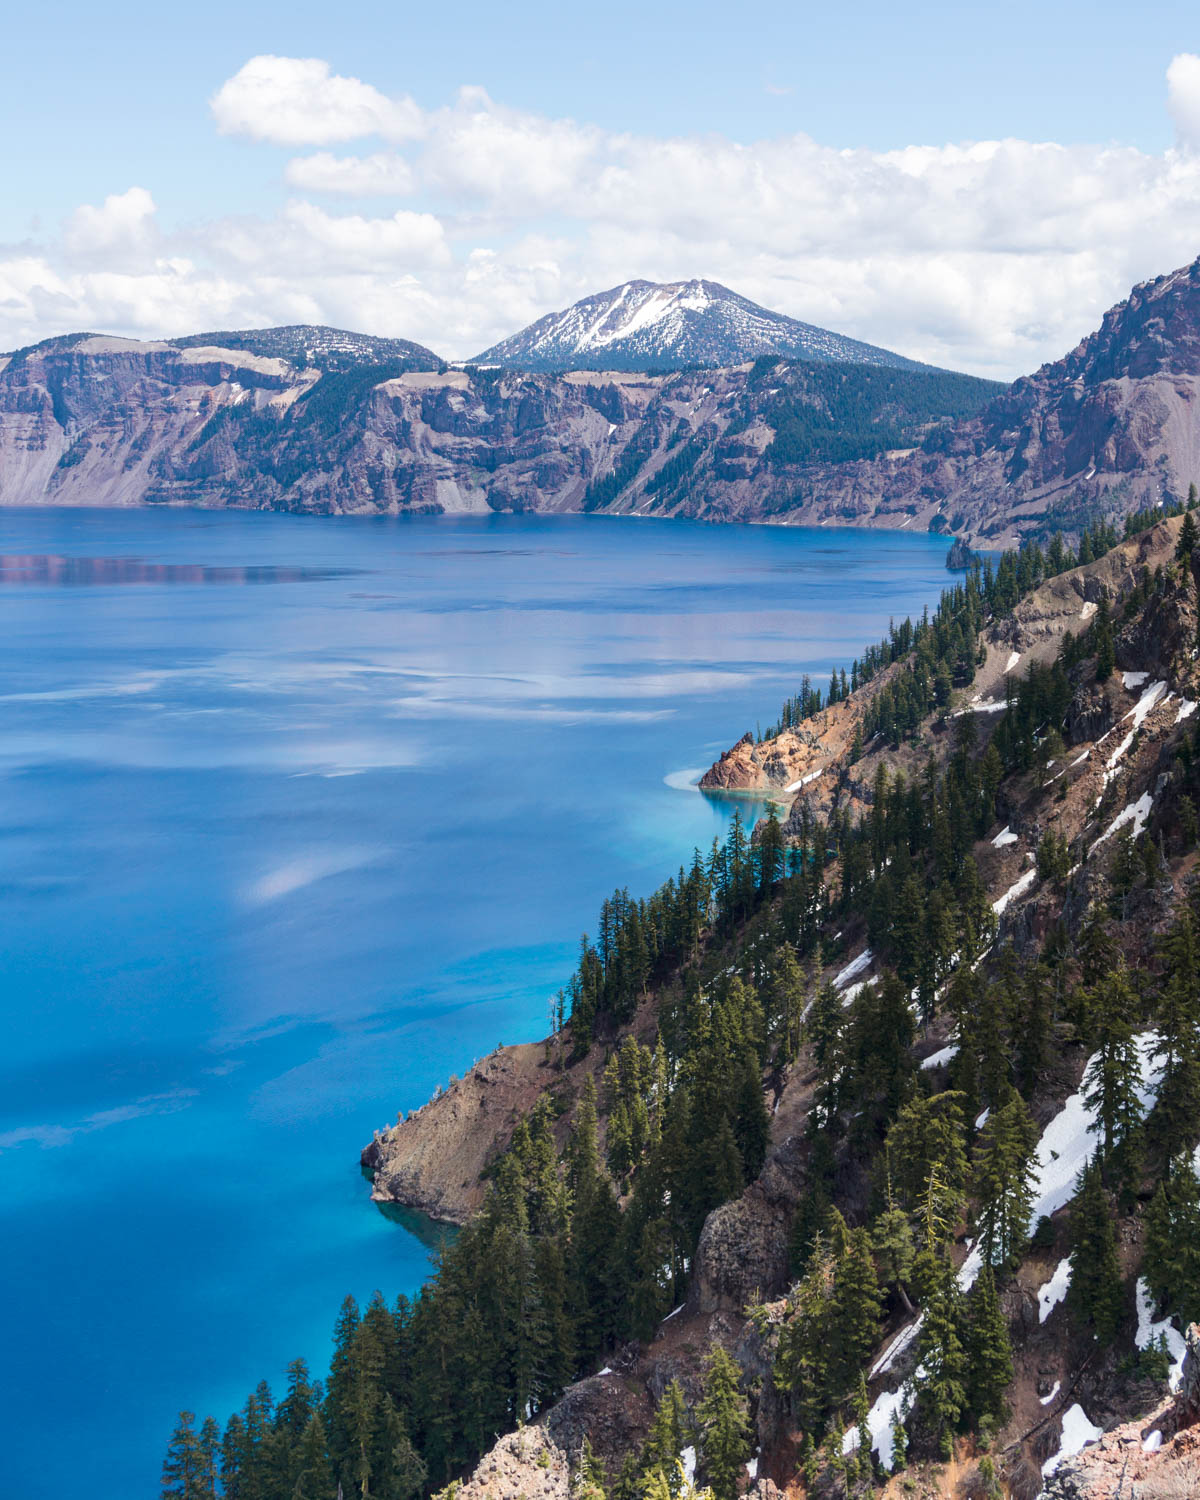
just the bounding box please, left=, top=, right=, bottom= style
left=363, top=1042, right=555, bottom=1224
left=448, top=1425, right=570, bottom=1500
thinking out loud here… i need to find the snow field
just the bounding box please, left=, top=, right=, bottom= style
left=920, top=1042, right=960, bottom=1071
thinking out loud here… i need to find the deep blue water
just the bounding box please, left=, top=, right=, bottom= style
left=0, top=508, right=950, bottom=1497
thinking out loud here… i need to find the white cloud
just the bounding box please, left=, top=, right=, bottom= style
left=280, top=200, right=450, bottom=269
left=5, top=54, right=1200, bottom=378
left=422, top=89, right=607, bottom=209
left=63, top=186, right=158, bottom=259
left=1168, top=53, right=1200, bottom=150
left=285, top=150, right=416, bottom=196
left=210, top=55, right=423, bottom=145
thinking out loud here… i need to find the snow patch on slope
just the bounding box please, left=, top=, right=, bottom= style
left=1041, top=1404, right=1103, bottom=1478
left=1090, top=792, right=1153, bottom=854
left=1038, top=1258, right=1073, bottom=1323
left=1135, top=1278, right=1188, bottom=1391
left=833, top=949, right=872, bottom=990
left=1029, top=1031, right=1162, bottom=1226
left=993, top=868, right=1037, bottom=915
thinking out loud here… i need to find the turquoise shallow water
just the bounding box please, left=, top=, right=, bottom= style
left=0, top=508, right=950, bottom=1497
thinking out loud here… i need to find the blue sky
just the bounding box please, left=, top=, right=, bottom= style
left=4, top=0, right=1200, bottom=375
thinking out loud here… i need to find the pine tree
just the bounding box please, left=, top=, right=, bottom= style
left=696, top=1347, right=750, bottom=1500
left=1178, top=508, right=1198, bottom=561
left=826, top=1227, right=882, bottom=1404
left=1143, top=1155, right=1200, bottom=1326
left=852, top=1375, right=873, bottom=1485
left=871, top=1197, right=916, bottom=1314
left=612, top=1453, right=642, bottom=1500
left=807, top=978, right=842, bottom=1074
left=914, top=1257, right=968, bottom=1459
left=220, top=1413, right=246, bottom=1500
left=162, top=1412, right=211, bottom=1500
left=1149, top=911, right=1200, bottom=1155
left=964, top=1264, right=1013, bottom=1430
left=1082, top=964, right=1143, bottom=1190
left=972, top=1086, right=1038, bottom=1269
left=702, top=1118, right=745, bottom=1214
left=1067, top=1162, right=1124, bottom=1342
left=292, top=1414, right=335, bottom=1500
left=733, top=1049, right=770, bottom=1181
left=577, top=1437, right=608, bottom=1500
left=375, top=1396, right=426, bottom=1500
left=197, top=1417, right=219, bottom=1500
left=643, top=1380, right=691, bottom=1496
left=758, top=806, right=785, bottom=900
left=323, top=1294, right=361, bottom=1482
left=768, top=943, right=806, bottom=1063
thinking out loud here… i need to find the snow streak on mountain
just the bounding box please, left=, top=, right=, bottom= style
left=470, top=279, right=929, bottom=372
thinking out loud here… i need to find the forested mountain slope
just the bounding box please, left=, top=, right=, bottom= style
left=13, top=256, right=1200, bottom=545
left=163, top=511, right=1200, bottom=1499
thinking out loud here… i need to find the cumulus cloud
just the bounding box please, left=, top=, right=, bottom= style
left=63, top=186, right=158, bottom=259
left=5, top=54, right=1200, bottom=378
left=210, top=55, right=423, bottom=145
left=280, top=200, right=450, bottom=269
left=1168, top=53, right=1200, bottom=150
left=285, top=150, right=416, bottom=196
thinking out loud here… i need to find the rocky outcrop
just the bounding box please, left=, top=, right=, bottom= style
left=1042, top=1326, right=1200, bottom=1499
left=701, top=517, right=1191, bottom=805
left=543, top=1376, right=654, bottom=1470
left=365, top=999, right=661, bottom=1222
left=363, top=1042, right=559, bottom=1224
left=445, top=1424, right=571, bottom=1500
left=690, top=1139, right=808, bottom=1315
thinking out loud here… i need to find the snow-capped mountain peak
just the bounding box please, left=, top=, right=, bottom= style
left=471, top=279, right=927, bottom=373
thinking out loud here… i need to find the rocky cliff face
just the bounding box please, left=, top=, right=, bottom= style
left=0, top=335, right=984, bottom=521
left=7, top=257, right=1200, bottom=539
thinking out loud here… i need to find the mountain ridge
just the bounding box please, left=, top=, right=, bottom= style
left=5, top=256, right=1200, bottom=544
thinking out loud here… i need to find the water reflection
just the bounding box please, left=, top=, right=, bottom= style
left=0, top=554, right=364, bottom=586
left=699, top=785, right=788, bottom=824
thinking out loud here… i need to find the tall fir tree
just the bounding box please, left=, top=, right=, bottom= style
left=1067, top=1163, right=1124, bottom=1343
left=972, top=1086, right=1038, bottom=1270
left=291, top=1414, right=335, bottom=1500
left=642, top=1380, right=692, bottom=1496
left=964, top=1265, right=1013, bottom=1430
left=161, top=1412, right=214, bottom=1500
left=696, top=1347, right=750, bottom=1500
left=914, top=1258, right=968, bottom=1459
